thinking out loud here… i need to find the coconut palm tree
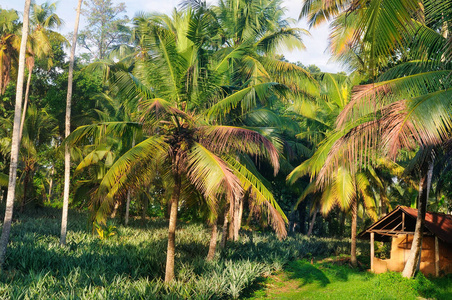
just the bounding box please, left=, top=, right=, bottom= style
left=60, top=0, right=83, bottom=246
left=0, top=0, right=32, bottom=268
left=66, top=7, right=294, bottom=281
left=19, top=1, right=65, bottom=141
left=0, top=8, right=20, bottom=94
left=287, top=72, right=387, bottom=266
left=301, top=0, right=452, bottom=277
left=18, top=104, right=58, bottom=211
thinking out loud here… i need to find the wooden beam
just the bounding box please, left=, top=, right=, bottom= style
left=371, top=232, right=374, bottom=272
left=371, top=230, right=416, bottom=235
left=380, top=215, right=401, bottom=231
left=435, top=236, right=440, bottom=277
left=369, top=229, right=431, bottom=236
left=389, top=221, right=403, bottom=232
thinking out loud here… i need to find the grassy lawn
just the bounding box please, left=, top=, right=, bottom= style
left=247, top=259, right=452, bottom=300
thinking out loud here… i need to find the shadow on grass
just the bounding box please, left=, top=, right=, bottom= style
left=286, top=260, right=331, bottom=287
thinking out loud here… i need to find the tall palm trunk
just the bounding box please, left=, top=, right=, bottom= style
left=124, top=191, right=131, bottom=225
left=233, top=195, right=241, bottom=241
left=60, top=0, right=83, bottom=246
left=402, top=157, right=434, bottom=278
left=350, top=199, right=358, bottom=267
left=110, top=200, right=120, bottom=218
left=307, top=209, right=317, bottom=237
left=207, top=219, right=218, bottom=261
left=18, top=66, right=33, bottom=141
left=297, top=200, right=307, bottom=234
left=141, top=195, right=148, bottom=225
left=220, top=207, right=229, bottom=249
left=48, top=166, right=54, bottom=202
left=0, top=0, right=32, bottom=267
left=233, top=190, right=248, bottom=241
left=20, top=164, right=31, bottom=212
left=124, top=138, right=135, bottom=226
left=228, top=199, right=234, bottom=240
left=165, top=171, right=181, bottom=283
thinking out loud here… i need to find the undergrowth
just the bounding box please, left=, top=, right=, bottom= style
left=0, top=208, right=367, bottom=299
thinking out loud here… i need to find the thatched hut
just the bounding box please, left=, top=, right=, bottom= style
left=359, top=206, right=452, bottom=276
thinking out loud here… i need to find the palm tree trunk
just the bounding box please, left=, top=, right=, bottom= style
left=110, top=201, right=119, bottom=218
left=124, top=138, right=135, bottom=226
left=0, top=0, right=31, bottom=268
left=220, top=207, right=229, bottom=249
left=141, top=195, right=148, bottom=225
left=402, top=157, right=434, bottom=278
left=307, top=209, right=317, bottom=237
left=60, top=0, right=83, bottom=246
left=228, top=199, right=234, bottom=240
left=207, top=220, right=218, bottom=261
left=351, top=199, right=358, bottom=267
left=238, top=195, right=244, bottom=228
left=18, top=68, right=32, bottom=142
left=124, top=191, right=131, bottom=225
left=298, top=200, right=307, bottom=234
left=47, top=166, right=54, bottom=202
left=165, top=172, right=181, bottom=283
left=234, top=190, right=248, bottom=240
left=233, top=195, right=243, bottom=241
left=20, top=166, right=30, bottom=212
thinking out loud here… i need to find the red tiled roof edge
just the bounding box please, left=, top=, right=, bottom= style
left=401, top=206, right=452, bottom=244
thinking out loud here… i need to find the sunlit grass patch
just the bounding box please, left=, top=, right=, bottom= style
left=247, top=259, right=452, bottom=300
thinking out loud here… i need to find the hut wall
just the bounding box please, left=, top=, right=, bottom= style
left=437, top=239, right=452, bottom=275
left=372, top=234, right=452, bottom=276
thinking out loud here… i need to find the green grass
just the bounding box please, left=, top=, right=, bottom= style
left=247, top=259, right=452, bottom=300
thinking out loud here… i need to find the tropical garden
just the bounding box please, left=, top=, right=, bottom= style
left=0, top=0, right=451, bottom=298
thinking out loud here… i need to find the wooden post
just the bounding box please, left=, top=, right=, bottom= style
left=371, top=232, right=375, bottom=272
left=402, top=213, right=405, bottom=231
left=435, top=236, right=439, bottom=277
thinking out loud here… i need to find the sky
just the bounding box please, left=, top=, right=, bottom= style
left=1, top=0, right=345, bottom=73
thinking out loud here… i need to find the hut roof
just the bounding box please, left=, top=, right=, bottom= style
left=358, top=206, right=452, bottom=244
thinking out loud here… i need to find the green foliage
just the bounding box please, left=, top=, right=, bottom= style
left=0, top=208, right=373, bottom=299
left=94, top=222, right=117, bottom=240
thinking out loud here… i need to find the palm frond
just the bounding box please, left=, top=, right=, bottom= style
left=187, top=142, right=242, bottom=201
left=256, top=27, right=309, bottom=54
left=198, top=125, right=280, bottom=174
left=225, top=156, right=287, bottom=238
left=338, top=70, right=452, bottom=128
left=75, top=146, right=113, bottom=173
left=94, top=136, right=168, bottom=220
left=355, top=172, right=378, bottom=221
left=205, top=82, right=288, bottom=119
left=66, top=122, right=141, bottom=146
left=332, top=166, right=355, bottom=211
